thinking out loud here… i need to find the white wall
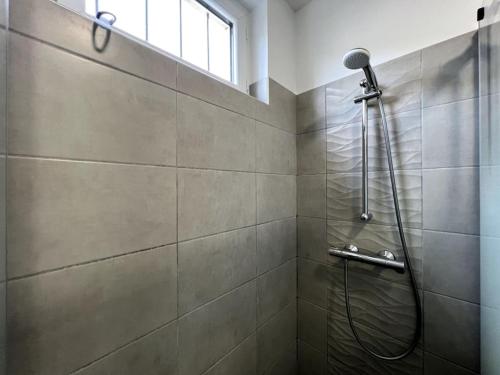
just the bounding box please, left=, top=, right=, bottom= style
left=295, top=0, right=483, bottom=93
left=268, top=0, right=297, bottom=93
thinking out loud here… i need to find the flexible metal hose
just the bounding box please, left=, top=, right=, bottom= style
left=342, top=97, right=422, bottom=361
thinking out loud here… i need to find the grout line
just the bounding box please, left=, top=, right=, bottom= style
left=424, top=350, right=480, bottom=374
left=423, top=290, right=480, bottom=307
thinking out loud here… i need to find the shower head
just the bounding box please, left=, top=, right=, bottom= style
left=342, top=48, right=379, bottom=91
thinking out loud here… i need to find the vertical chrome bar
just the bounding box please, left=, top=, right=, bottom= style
left=360, top=83, right=371, bottom=221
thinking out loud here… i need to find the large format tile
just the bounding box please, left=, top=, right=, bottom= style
left=423, top=230, right=479, bottom=303
left=424, top=292, right=480, bottom=372
left=298, top=299, right=327, bottom=353
left=178, top=64, right=255, bottom=118
left=257, top=218, right=297, bottom=275
left=8, top=157, right=176, bottom=277
left=298, top=258, right=330, bottom=309
left=7, top=245, right=177, bottom=375
left=178, top=227, right=257, bottom=315
left=264, top=341, right=297, bottom=375
left=257, top=259, right=297, bottom=325
left=256, top=122, right=296, bottom=174
left=254, top=79, right=296, bottom=133
left=8, top=33, right=177, bottom=166
left=257, top=174, right=296, bottom=223
left=74, top=322, right=178, bottom=375
left=178, top=282, right=256, bottom=375
left=297, top=129, right=326, bottom=175
left=297, top=174, right=326, bottom=218
left=423, top=99, right=479, bottom=168
left=423, top=168, right=479, bottom=235
left=298, top=341, right=327, bottom=375
left=297, top=86, right=326, bottom=134
left=424, top=352, right=478, bottom=375
left=297, top=217, right=328, bottom=264
left=422, top=31, right=478, bottom=107
left=11, top=0, right=177, bottom=89
left=326, top=72, right=364, bottom=127
left=177, top=94, right=255, bottom=172
left=204, top=335, right=257, bottom=375
left=178, top=169, right=256, bottom=241
left=257, top=302, right=297, bottom=375
left=480, top=21, right=500, bottom=97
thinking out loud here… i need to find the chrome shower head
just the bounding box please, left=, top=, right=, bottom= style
left=342, top=48, right=379, bottom=90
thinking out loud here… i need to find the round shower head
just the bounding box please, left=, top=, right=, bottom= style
left=343, top=48, right=371, bottom=70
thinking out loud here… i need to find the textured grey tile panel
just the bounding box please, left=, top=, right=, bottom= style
left=8, top=33, right=177, bottom=166
left=423, top=99, right=479, bottom=168
left=327, top=317, right=423, bottom=375
left=297, top=174, right=327, bottom=218
left=257, top=259, right=297, bottom=325
left=327, top=221, right=422, bottom=287
left=424, top=352, right=478, bottom=375
left=298, top=217, right=328, bottom=264
left=257, top=174, right=296, bottom=223
left=257, top=302, right=297, bottom=375
left=422, top=31, right=478, bottom=107
left=178, top=227, right=257, bottom=315
left=257, top=218, right=297, bottom=275
left=297, top=129, right=327, bottom=175
left=74, top=321, right=178, bottom=375
left=7, top=245, right=177, bottom=375
left=178, top=169, right=256, bottom=241
left=327, top=170, right=422, bottom=228
left=298, top=258, right=330, bottom=309
left=178, top=281, right=256, bottom=375
left=298, top=299, right=327, bottom=353
left=480, top=94, right=500, bottom=167
left=325, top=72, right=365, bottom=127
left=177, top=64, right=255, bottom=118
left=264, top=341, right=297, bottom=375
left=204, top=334, right=257, bottom=375
left=256, top=122, right=297, bottom=174
left=254, top=79, right=296, bottom=133
left=423, top=168, right=479, bottom=235
left=297, top=86, right=326, bottom=134
left=326, top=111, right=421, bottom=173
left=8, top=157, right=176, bottom=277
left=177, top=93, right=256, bottom=172
left=11, top=0, right=177, bottom=89
left=423, top=230, right=479, bottom=303
left=480, top=22, right=500, bottom=96
left=424, top=292, right=480, bottom=371
left=299, top=341, right=327, bottom=375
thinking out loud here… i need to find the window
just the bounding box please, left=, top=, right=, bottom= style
left=85, top=0, right=234, bottom=82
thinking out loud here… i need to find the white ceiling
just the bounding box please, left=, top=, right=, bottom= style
left=237, top=0, right=313, bottom=12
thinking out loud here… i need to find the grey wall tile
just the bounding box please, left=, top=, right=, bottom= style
left=11, top=0, right=177, bottom=89
left=298, top=300, right=327, bottom=353
left=297, top=86, right=326, bottom=134
left=423, top=99, right=479, bottom=168
left=254, top=79, right=296, bottom=133
left=8, top=33, right=177, bottom=166
left=179, top=227, right=257, bottom=315
left=423, top=168, right=479, bottom=235
left=264, top=341, right=297, bottom=375
left=257, top=259, right=297, bottom=325
left=423, top=231, right=479, bottom=304
left=204, top=335, right=257, bottom=375
left=424, top=352, right=478, bottom=375
left=480, top=95, right=500, bottom=167
left=177, top=94, right=256, bottom=171
left=257, top=218, right=297, bottom=275
left=298, top=259, right=329, bottom=309
left=256, top=122, right=297, bottom=174
left=7, top=157, right=176, bottom=277
left=178, top=64, right=255, bottom=118
left=178, top=282, right=256, bottom=375
left=326, top=72, right=364, bottom=127
left=326, top=123, right=362, bottom=173
left=327, top=170, right=422, bottom=228
left=74, top=322, right=178, bottom=375
left=257, top=174, right=296, bottom=223
left=297, top=129, right=326, bottom=175
left=7, top=245, right=177, bottom=375
left=257, top=302, right=297, bottom=375
left=299, top=341, right=327, bottom=375
left=297, top=174, right=326, bottom=218
left=424, top=292, right=480, bottom=372
left=422, top=31, right=478, bottom=107
left=480, top=22, right=500, bottom=96
left=298, top=217, right=328, bottom=264
left=178, top=169, right=256, bottom=241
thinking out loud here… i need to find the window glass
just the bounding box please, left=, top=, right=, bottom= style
left=148, top=0, right=181, bottom=56
left=97, top=0, right=146, bottom=39
left=208, top=12, right=232, bottom=81
left=181, top=0, right=209, bottom=70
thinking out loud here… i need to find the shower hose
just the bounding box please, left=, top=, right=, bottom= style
left=342, top=97, right=422, bottom=361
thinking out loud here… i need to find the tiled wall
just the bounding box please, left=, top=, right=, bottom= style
left=297, top=31, right=480, bottom=375
left=6, top=1, right=297, bottom=374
